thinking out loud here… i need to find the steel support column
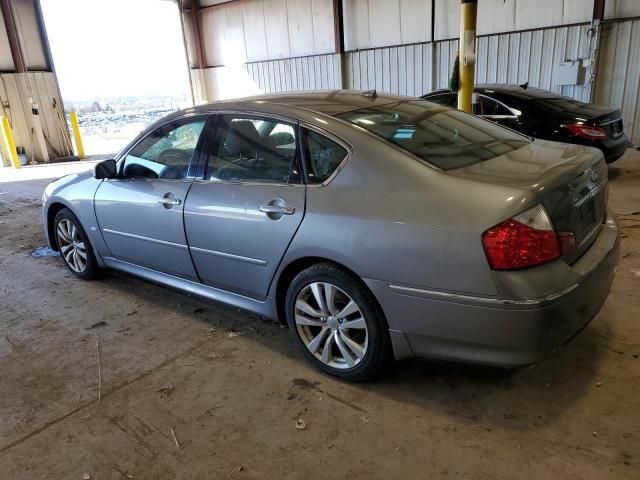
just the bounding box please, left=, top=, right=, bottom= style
left=589, top=0, right=605, bottom=102
left=457, top=0, right=477, bottom=112
left=181, top=0, right=209, bottom=103
left=333, top=0, right=347, bottom=90
left=0, top=0, right=26, bottom=73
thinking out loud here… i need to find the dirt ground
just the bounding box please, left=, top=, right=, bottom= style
left=1, top=151, right=639, bottom=480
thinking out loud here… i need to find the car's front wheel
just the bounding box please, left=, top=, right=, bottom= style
left=54, top=208, right=101, bottom=279
left=285, top=263, right=391, bottom=381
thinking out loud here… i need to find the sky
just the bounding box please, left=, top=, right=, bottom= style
left=40, top=0, right=191, bottom=101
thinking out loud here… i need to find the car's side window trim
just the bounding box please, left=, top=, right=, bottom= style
left=113, top=113, right=210, bottom=181
left=430, top=92, right=457, bottom=107
left=298, top=121, right=353, bottom=188
left=198, top=112, right=304, bottom=187
left=192, top=115, right=219, bottom=180
left=477, top=94, right=520, bottom=119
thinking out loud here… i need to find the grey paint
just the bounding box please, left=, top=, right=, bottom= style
left=185, top=181, right=306, bottom=299
left=42, top=91, right=619, bottom=367
left=94, top=178, right=199, bottom=281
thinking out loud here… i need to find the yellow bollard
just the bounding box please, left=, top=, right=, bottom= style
left=69, top=111, right=85, bottom=158
left=457, top=0, right=478, bottom=113
left=0, top=116, right=20, bottom=169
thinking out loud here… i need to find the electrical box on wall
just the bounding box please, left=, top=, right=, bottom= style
left=556, top=60, right=584, bottom=86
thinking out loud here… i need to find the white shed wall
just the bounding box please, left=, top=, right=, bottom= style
left=343, top=0, right=433, bottom=50
left=595, top=19, right=640, bottom=144
left=199, top=0, right=336, bottom=65
left=604, top=0, right=640, bottom=20
left=0, top=72, right=70, bottom=161
left=443, top=0, right=593, bottom=40
left=190, top=0, right=640, bottom=144
left=12, top=0, right=47, bottom=69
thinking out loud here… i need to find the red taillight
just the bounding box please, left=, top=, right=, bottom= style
left=562, top=123, right=609, bottom=140
left=482, top=204, right=562, bottom=270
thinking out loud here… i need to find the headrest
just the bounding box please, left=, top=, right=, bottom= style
left=224, top=120, right=260, bottom=156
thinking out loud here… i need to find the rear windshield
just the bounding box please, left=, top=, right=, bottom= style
left=336, top=100, right=531, bottom=171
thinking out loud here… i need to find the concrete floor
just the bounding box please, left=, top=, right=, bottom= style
left=1, top=151, right=639, bottom=480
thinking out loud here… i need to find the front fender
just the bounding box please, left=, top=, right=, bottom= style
left=42, top=172, right=108, bottom=265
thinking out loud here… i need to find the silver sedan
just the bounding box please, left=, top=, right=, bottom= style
left=42, top=91, right=619, bottom=381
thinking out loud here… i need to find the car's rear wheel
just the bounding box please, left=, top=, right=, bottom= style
left=285, top=263, right=391, bottom=382
left=54, top=208, right=101, bottom=279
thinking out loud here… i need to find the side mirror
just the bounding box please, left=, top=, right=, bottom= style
left=94, top=159, right=117, bottom=179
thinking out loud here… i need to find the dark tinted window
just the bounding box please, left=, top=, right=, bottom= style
left=304, top=129, right=347, bottom=184
left=123, top=119, right=205, bottom=179
left=474, top=95, right=514, bottom=116
left=336, top=101, right=530, bottom=171
left=205, top=116, right=300, bottom=184
left=426, top=92, right=457, bottom=107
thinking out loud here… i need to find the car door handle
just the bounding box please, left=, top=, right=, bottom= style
left=259, top=204, right=295, bottom=215
left=157, top=196, right=182, bottom=206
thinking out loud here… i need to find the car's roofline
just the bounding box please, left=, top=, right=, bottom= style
left=164, top=90, right=421, bottom=122
left=423, top=83, right=568, bottom=100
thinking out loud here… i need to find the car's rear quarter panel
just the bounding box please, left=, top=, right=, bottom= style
left=275, top=115, right=535, bottom=304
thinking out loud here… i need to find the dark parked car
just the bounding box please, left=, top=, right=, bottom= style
left=422, top=84, right=628, bottom=163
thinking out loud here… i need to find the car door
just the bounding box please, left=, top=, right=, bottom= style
left=94, top=116, right=207, bottom=280
left=184, top=114, right=305, bottom=300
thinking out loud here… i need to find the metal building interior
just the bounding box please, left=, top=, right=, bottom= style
left=0, top=0, right=639, bottom=478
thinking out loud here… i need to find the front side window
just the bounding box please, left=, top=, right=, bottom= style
left=205, top=116, right=300, bottom=184
left=303, top=129, right=347, bottom=184
left=123, top=119, right=205, bottom=179
left=336, top=101, right=530, bottom=171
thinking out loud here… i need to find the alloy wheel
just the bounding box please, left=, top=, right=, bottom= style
left=56, top=218, right=87, bottom=273
left=294, top=282, right=368, bottom=369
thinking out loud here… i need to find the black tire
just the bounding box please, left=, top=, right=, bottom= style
left=285, top=263, right=392, bottom=382
left=53, top=208, right=101, bottom=280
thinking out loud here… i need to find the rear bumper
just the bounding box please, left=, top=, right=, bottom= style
left=366, top=211, right=620, bottom=367
left=597, top=135, right=628, bottom=163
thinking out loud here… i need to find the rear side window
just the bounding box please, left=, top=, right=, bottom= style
left=204, top=116, right=301, bottom=184
left=303, top=129, right=347, bottom=184
left=336, top=101, right=530, bottom=171
left=475, top=95, right=514, bottom=116
left=425, top=92, right=457, bottom=107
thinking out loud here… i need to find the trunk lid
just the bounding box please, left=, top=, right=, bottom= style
left=591, top=109, right=625, bottom=139
left=535, top=98, right=625, bottom=140
left=448, top=139, right=607, bottom=263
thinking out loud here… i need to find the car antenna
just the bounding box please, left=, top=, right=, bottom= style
left=361, top=89, right=377, bottom=98
left=519, top=81, right=529, bottom=90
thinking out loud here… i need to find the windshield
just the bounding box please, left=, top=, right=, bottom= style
left=336, top=100, right=531, bottom=170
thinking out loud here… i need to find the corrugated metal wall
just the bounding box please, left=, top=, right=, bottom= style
left=0, top=72, right=70, bottom=162
left=344, top=40, right=457, bottom=96
left=191, top=0, right=640, bottom=145
left=243, top=54, right=342, bottom=92
left=198, top=0, right=335, bottom=65
left=595, top=19, right=640, bottom=144
left=340, top=24, right=593, bottom=100
left=476, top=25, right=594, bottom=102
